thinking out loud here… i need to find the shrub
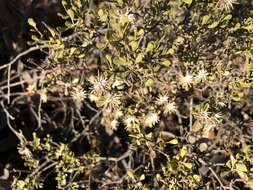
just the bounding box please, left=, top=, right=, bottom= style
left=1, top=0, right=253, bottom=189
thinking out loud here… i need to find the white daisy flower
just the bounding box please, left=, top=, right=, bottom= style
left=110, top=119, right=118, bottom=130
left=124, top=116, right=138, bottom=128
left=71, top=87, right=86, bottom=103
left=199, top=110, right=210, bottom=121
left=179, top=73, right=193, bottom=90
left=115, top=110, right=123, bottom=119
left=118, top=8, right=135, bottom=24
left=217, top=0, right=238, bottom=11
left=40, top=92, right=48, bottom=103
left=156, top=94, right=169, bottom=105
left=90, top=74, right=107, bottom=93
left=164, top=101, right=177, bottom=115
left=144, top=113, right=159, bottom=127
left=104, top=93, right=121, bottom=110
left=195, top=69, right=208, bottom=82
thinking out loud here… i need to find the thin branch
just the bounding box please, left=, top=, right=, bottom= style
left=189, top=97, right=193, bottom=131
left=0, top=45, right=49, bottom=104
left=99, top=150, right=132, bottom=162
left=0, top=45, right=49, bottom=71
left=209, top=167, right=231, bottom=190
left=0, top=102, right=26, bottom=144
left=7, top=64, right=11, bottom=104
left=0, top=76, right=43, bottom=91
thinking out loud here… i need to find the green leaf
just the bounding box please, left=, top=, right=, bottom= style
left=180, top=147, right=188, bottom=158
left=135, top=54, right=143, bottom=63
left=193, top=175, right=201, bottom=183
left=114, top=57, right=126, bottom=65
left=182, top=0, right=192, bottom=5
left=65, top=21, right=73, bottom=28
left=183, top=162, right=193, bottom=169
left=168, top=139, right=178, bottom=144
left=235, top=23, right=241, bottom=29
left=223, top=14, right=232, bottom=21
left=231, top=91, right=244, bottom=102
left=208, top=21, right=219, bottom=29
left=117, top=0, right=123, bottom=5
left=75, top=0, right=82, bottom=8
left=246, top=180, right=253, bottom=189
left=175, top=36, right=184, bottom=44
left=31, top=35, right=40, bottom=42
left=67, top=9, right=75, bottom=22
left=226, top=157, right=237, bottom=169
left=129, top=41, right=138, bottom=51
left=112, top=23, right=124, bottom=38
left=146, top=133, right=152, bottom=139
left=236, top=163, right=248, bottom=173
left=137, top=29, right=145, bottom=36
left=145, top=42, right=155, bottom=53
left=28, top=18, right=37, bottom=29
left=61, top=0, right=68, bottom=7
left=242, top=25, right=253, bottom=31
left=98, top=9, right=107, bottom=22
left=69, top=47, right=76, bottom=55
left=202, top=15, right=210, bottom=25
left=127, top=170, right=135, bottom=178
left=145, top=79, right=154, bottom=87
left=98, top=9, right=104, bottom=17
left=105, top=55, right=112, bottom=65
left=139, top=174, right=145, bottom=181
left=161, top=60, right=171, bottom=67
left=167, top=48, right=175, bottom=55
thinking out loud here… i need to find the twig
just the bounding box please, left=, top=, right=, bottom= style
left=0, top=76, right=43, bottom=91
left=7, top=64, right=11, bottom=104
left=99, top=165, right=143, bottom=188
left=99, top=150, right=132, bottom=162
left=37, top=94, right=42, bottom=130
left=209, top=167, right=231, bottom=190
left=0, top=102, right=26, bottom=144
left=35, top=162, right=57, bottom=177
left=189, top=97, right=193, bottom=131
left=0, top=164, right=10, bottom=180
left=0, top=45, right=48, bottom=71
left=0, top=45, right=49, bottom=104
left=71, top=110, right=102, bottom=143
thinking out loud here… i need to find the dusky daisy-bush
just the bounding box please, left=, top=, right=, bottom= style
left=3, top=0, right=253, bottom=189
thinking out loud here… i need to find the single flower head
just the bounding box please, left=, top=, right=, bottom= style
left=199, top=110, right=210, bottom=121
left=179, top=73, right=193, bottom=90
left=195, top=69, right=208, bottom=82
left=104, top=93, right=121, bottom=110
left=124, top=116, right=138, bottom=128
left=71, top=86, right=86, bottom=103
left=110, top=119, right=119, bottom=130
left=156, top=94, right=169, bottom=105
left=144, top=113, right=159, bottom=127
left=217, top=0, right=238, bottom=11
left=164, top=101, right=177, bottom=115
left=89, top=74, right=107, bottom=93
